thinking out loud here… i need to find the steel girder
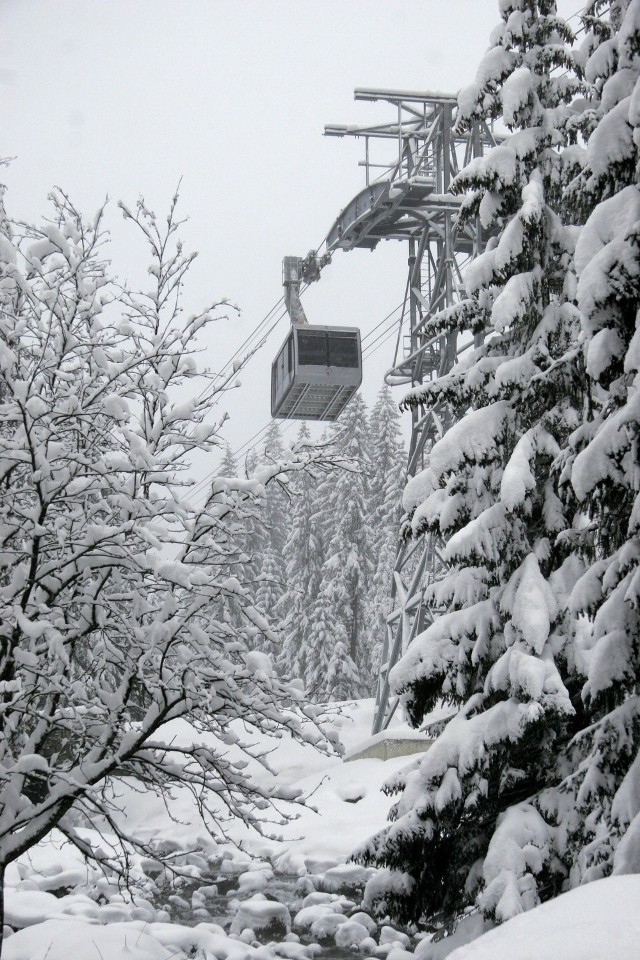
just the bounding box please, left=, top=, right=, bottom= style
left=324, top=89, right=494, bottom=734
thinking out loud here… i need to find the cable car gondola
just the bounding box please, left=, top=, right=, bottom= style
left=271, top=254, right=362, bottom=422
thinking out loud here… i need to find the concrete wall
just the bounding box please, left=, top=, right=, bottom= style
left=344, top=736, right=433, bottom=763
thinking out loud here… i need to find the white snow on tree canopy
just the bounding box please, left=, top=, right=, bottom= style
left=500, top=554, right=559, bottom=656
left=586, top=96, right=635, bottom=178
left=402, top=466, right=438, bottom=513
left=429, top=401, right=513, bottom=479
left=571, top=393, right=640, bottom=500
left=501, top=67, right=534, bottom=127
left=574, top=185, right=640, bottom=326
left=491, top=269, right=540, bottom=332
left=389, top=599, right=501, bottom=697
left=500, top=426, right=560, bottom=511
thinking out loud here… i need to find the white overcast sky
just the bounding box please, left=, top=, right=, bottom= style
left=0, top=0, right=582, bottom=479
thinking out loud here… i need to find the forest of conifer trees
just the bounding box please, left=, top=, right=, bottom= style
left=220, top=385, right=406, bottom=703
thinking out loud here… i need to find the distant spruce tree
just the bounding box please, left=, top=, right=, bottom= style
left=261, top=421, right=290, bottom=567
left=244, top=422, right=290, bottom=651
left=217, top=443, right=252, bottom=626
left=321, top=393, right=374, bottom=698
left=306, top=588, right=347, bottom=702
left=356, top=0, right=586, bottom=930
left=367, top=384, right=407, bottom=683
left=276, top=392, right=406, bottom=701
left=278, top=424, right=325, bottom=685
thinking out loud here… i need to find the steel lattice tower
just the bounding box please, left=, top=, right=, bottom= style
left=323, top=89, right=497, bottom=733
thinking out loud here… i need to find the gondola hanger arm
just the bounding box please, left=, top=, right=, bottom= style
left=283, top=251, right=332, bottom=326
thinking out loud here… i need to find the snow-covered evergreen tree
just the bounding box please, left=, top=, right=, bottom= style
left=249, top=422, right=289, bottom=650
left=553, top=0, right=640, bottom=886
left=368, top=384, right=407, bottom=680
left=312, top=393, right=374, bottom=701
left=217, top=443, right=253, bottom=627
left=260, top=421, right=290, bottom=567
left=278, top=424, right=325, bottom=686
left=356, top=1, right=586, bottom=929
left=305, top=589, right=345, bottom=702
left=243, top=447, right=268, bottom=565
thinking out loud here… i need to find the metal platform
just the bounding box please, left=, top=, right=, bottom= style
left=327, top=178, right=436, bottom=251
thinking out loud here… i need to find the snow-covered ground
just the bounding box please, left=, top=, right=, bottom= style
left=4, top=699, right=639, bottom=960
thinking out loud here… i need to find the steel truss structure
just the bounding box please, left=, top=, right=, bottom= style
left=324, top=89, right=496, bottom=734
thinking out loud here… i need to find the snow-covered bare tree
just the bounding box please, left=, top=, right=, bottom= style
left=0, top=186, right=340, bottom=950
left=356, top=0, right=586, bottom=931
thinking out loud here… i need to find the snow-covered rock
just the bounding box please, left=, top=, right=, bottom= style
left=318, top=863, right=376, bottom=894
left=238, top=867, right=274, bottom=893
left=300, top=892, right=337, bottom=908
left=379, top=925, right=412, bottom=948
left=4, top=890, right=60, bottom=928
left=3, top=919, right=182, bottom=960
left=334, top=919, right=371, bottom=948
left=349, top=910, right=378, bottom=935
left=309, top=913, right=349, bottom=939
left=230, top=895, right=291, bottom=938
left=271, top=943, right=321, bottom=960
left=293, top=903, right=341, bottom=931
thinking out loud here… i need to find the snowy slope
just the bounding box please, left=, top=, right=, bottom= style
left=446, top=876, right=640, bottom=960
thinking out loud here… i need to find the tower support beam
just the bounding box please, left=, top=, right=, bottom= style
left=325, top=89, right=495, bottom=733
